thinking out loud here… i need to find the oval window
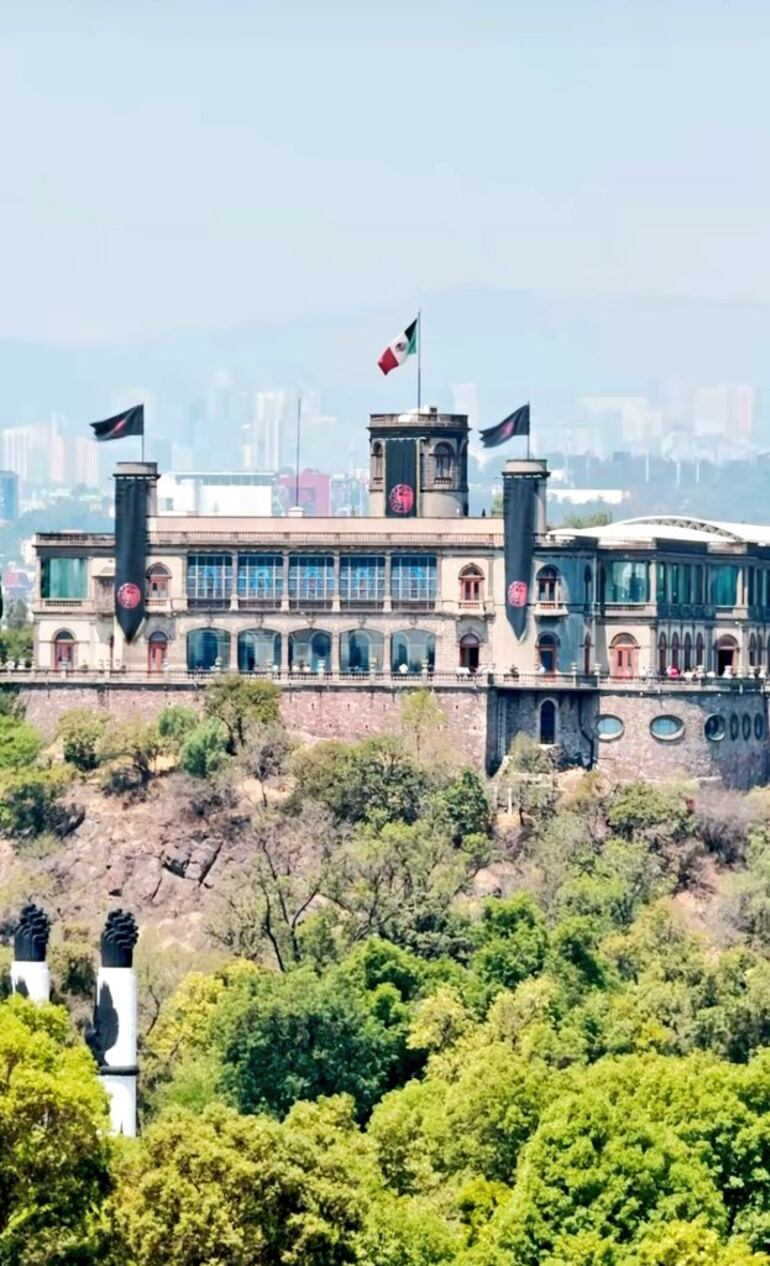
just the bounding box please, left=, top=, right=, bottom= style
left=597, top=715, right=624, bottom=741
left=742, top=713, right=752, bottom=741
left=730, top=713, right=740, bottom=741
left=755, top=714, right=765, bottom=741
left=704, top=714, right=726, bottom=742
left=650, top=715, right=685, bottom=741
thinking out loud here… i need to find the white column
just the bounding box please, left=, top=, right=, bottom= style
left=11, top=904, right=51, bottom=1003
left=96, top=965, right=138, bottom=1138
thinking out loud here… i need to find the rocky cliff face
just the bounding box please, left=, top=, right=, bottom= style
left=0, top=774, right=263, bottom=951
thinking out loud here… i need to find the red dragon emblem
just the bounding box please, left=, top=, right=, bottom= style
left=116, top=582, right=142, bottom=610
left=507, top=580, right=528, bottom=608
left=388, top=483, right=414, bottom=515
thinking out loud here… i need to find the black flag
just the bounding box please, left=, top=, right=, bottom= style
left=385, top=438, right=418, bottom=517
left=90, top=405, right=144, bottom=442
left=479, top=403, right=529, bottom=449
left=504, top=473, right=536, bottom=640
left=114, top=476, right=147, bottom=642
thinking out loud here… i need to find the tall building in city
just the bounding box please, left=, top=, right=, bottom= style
left=693, top=384, right=754, bottom=443
left=242, top=390, right=292, bottom=472
left=0, top=470, right=19, bottom=521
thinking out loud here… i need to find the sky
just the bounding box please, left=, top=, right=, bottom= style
left=2, top=1, right=770, bottom=347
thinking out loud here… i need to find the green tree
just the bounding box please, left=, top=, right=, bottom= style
left=179, top=718, right=229, bottom=779
left=0, top=996, right=112, bottom=1266
left=242, top=722, right=293, bottom=806
left=203, top=675, right=281, bottom=753
left=0, top=765, right=71, bottom=837
left=56, top=707, right=108, bottom=772
left=157, top=705, right=199, bottom=753
left=433, top=769, right=491, bottom=843
left=98, top=718, right=163, bottom=787
left=471, top=894, right=549, bottom=993
left=0, top=714, right=41, bottom=769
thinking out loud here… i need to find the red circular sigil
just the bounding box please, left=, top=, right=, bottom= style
left=507, top=580, right=528, bottom=608
left=116, top=582, right=142, bottom=610
left=388, top=483, right=414, bottom=515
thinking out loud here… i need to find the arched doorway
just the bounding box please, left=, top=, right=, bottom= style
left=537, top=633, right=558, bottom=674
left=147, top=631, right=168, bottom=673
left=583, top=634, right=592, bottom=676
left=715, top=635, right=738, bottom=676
left=238, top=629, right=281, bottom=672
left=53, top=630, right=75, bottom=670
left=391, top=630, right=436, bottom=674
left=341, top=629, right=384, bottom=673
left=539, top=699, right=557, bottom=745
left=459, top=632, right=480, bottom=672
left=610, top=634, right=638, bottom=679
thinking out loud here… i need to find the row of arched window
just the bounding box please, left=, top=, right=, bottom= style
left=371, top=442, right=460, bottom=483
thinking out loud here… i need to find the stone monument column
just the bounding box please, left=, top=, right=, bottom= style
left=87, top=910, right=139, bottom=1137
left=11, top=904, right=51, bottom=1003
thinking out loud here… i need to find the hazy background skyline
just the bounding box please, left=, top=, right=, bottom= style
left=3, top=1, right=770, bottom=452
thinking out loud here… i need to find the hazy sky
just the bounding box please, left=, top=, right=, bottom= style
left=2, top=1, right=770, bottom=344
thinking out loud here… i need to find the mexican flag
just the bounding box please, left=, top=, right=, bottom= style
left=377, top=316, right=418, bottom=375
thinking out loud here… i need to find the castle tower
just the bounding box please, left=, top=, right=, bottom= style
left=368, top=407, right=469, bottom=518
left=501, top=458, right=550, bottom=534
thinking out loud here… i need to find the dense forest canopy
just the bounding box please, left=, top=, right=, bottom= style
left=3, top=678, right=770, bottom=1263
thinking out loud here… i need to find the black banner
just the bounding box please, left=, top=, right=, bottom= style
left=385, top=439, right=417, bottom=517
left=504, top=474, right=536, bottom=640
left=91, top=404, right=144, bottom=442
left=114, top=477, right=147, bottom=642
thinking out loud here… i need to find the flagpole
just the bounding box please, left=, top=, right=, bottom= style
left=526, top=401, right=531, bottom=460
left=294, top=393, right=302, bottom=509
left=417, top=308, right=422, bottom=412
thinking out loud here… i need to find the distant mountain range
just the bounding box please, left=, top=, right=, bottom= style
left=2, top=286, right=770, bottom=441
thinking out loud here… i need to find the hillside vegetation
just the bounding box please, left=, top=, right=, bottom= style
left=4, top=678, right=770, bottom=1263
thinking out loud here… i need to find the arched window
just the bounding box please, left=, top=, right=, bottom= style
left=715, top=635, right=738, bottom=676
left=583, top=633, right=592, bottom=676
left=146, top=564, right=171, bottom=599
left=372, top=443, right=383, bottom=482
left=658, top=633, right=667, bottom=676
left=148, top=630, right=168, bottom=673
left=696, top=633, right=705, bottom=668
left=584, top=565, right=593, bottom=607
left=289, top=629, right=331, bottom=672
left=391, top=629, right=436, bottom=674
left=749, top=633, right=758, bottom=668
left=459, top=632, right=480, bottom=672
left=539, top=699, right=557, bottom=745
left=433, top=442, right=453, bottom=481
left=537, top=566, right=559, bottom=603
left=53, top=629, right=75, bottom=670
left=684, top=632, right=693, bottom=672
left=758, top=636, right=765, bottom=672
left=341, top=630, right=384, bottom=673
left=238, top=629, right=281, bottom=672
left=671, top=632, right=680, bottom=671
left=187, top=628, right=231, bottom=671
left=459, top=565, right=483, bottom=605
left=610, top=633, right=638, bottom=679
left=537, top=633, right=558, bottom=674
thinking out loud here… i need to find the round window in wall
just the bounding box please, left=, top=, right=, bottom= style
left=704, top=714, right=726, bottom=742
left=743, top=713, right=753, bottom=741
left=755, top=713, right=765, bottom=741
left=730, top=713, right=740, bottom=741
left=650, top=715, right=685, bottom=742
left=597, top=715, right=624, bottom=741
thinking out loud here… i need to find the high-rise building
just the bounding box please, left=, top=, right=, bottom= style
left=0, top=470, right=19, bottom=521
left=242, top=390, right=292, bottom=472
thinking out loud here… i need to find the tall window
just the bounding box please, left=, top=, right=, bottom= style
left=658, top=633, right=667, bottom=676
left=339, top=556, right=385, bottom=605
left=53, top=630, right=75, bottom=669
left=433, top=443, right=453, bottom=480
left=710, top=565, right=738, bottom=607
left=341, top=630, right=384, bottom=672
left=537, top=633, right=558, bottom=673
left=656, top=562, right=667, bottom=603
left=391, top=629, right=435, bottom=673
left=41, top=557, right=87, bottom=600
left=696, top=633, right=705, bottom=668
left=288, top=555, right=334, bottom=606
left=238, top=629, right=281, bottom=672
left=684, top=633, right=693, bottom=671
left=147, top=564, right=170, bottom=598
left=238, top=555, right=283, bottom=603
left=750, top=633, right=758, bottom=669
left=187, top=555, right=232, bottom=602
left=584, top=566, right=593, bottom=607
left=372, top=443, right=384, bottom=482
left=671, top=632, right=680, bottom=670
left=537, top=566, right=559, bottom=603
left=460, top=565, right=483, bottom=604
left=693, top=565, right=704, bottom=604
left=289, top=629, right=331, bottom=671
left=187, top=628, right=230, bottom=670
left=391, top=555, right=437, bottom=606
left=604, top=561, right=649, bottom=604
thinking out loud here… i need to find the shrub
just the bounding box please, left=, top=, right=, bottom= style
left=0, top=715, right=42, bottom=770
left=203, top=675, right=281, bottom=752
left=0, top=766, right=72, bottom=838
left=179, top=719, right=230, bottom=779
left=56, top=708, right=108, bottom=772
left=157, top=705, right=199, bottom=753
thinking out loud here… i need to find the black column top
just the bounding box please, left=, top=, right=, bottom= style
left=13, top=904, right=51, bottom=963
left=101, top=910, right=139, bottom=968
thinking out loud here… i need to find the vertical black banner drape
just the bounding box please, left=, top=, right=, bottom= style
left=385, top=439, right=417, bottom=517
left=504, top=475, right=536, bottom=640
left=114, top=478, right=147, bottom=642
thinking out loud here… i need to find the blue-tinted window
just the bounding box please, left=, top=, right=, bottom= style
left=41, top=557, right=88, bottom=599
left=341, top=630, right=384, bottom=672
left=288, top=555, right=334, bottom=602
left=710, top=565, right=738, bottom=607
left=187, top=555, right=232, bottom=601
left=238, top=629, right=281, bottom=671
left=650, top=715, right=684, bottom=741
left=604, top=561, right=649, bottom=604
left=391, top=629, right=436, bottom=672
left=340, top=555, right=385, bottom=603
left=391, top=555, right=437, bottom=604
left=187, top=628, right=231, bottom=670
left=237, top=555, right=283, bottom=601
left=289, top=629, right=331, bottom=671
